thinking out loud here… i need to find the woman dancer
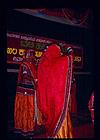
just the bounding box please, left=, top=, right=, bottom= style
left=37, top=44, right=73, bottom=138
left=14, top=49, right=37, bottom=135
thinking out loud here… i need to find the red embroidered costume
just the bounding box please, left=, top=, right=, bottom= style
left=14, top=50, right=37, bottom=134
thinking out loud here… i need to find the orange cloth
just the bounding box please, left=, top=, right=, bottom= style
left=55, top=111, right=73, bottom=138
left=14, top=61, right=36, bottom=133
left=14, top=93, right=35, bottom=132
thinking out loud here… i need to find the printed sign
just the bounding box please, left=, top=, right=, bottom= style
left=7, top=32, right=83, bottom=68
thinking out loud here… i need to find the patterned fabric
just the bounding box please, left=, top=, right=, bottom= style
left=37, top=44, right=73, bottom=138
left=14, top=61, right=37, bottom=133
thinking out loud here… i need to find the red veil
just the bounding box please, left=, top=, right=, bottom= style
left=37, top=44, right=73, bottom=137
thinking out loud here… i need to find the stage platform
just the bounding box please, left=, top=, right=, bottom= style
left=7, top=111, right=94, bottom=139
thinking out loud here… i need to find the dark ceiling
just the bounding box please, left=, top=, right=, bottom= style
left=7, top=9, right=94, bottom=73
left=7, top=9, right=92, bottom=45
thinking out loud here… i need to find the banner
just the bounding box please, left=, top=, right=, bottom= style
left=7, top=32, right=83, bottom=69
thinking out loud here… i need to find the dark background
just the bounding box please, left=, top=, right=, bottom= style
left=7, top=9, right=94, bottom=121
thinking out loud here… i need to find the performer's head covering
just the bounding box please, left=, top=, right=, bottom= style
left=23, top=49, right=36, bottom=64
left=26, top=49, right=35, bottom=59
left=43, top=44, right=61, bottom=58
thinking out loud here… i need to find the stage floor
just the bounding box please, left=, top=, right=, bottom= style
left=8, top=111, right=94, bottom=139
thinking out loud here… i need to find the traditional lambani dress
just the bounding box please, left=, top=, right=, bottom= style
left=37, top=44, right=73, bottom=138
left=14, top=60, right=37, bottom=135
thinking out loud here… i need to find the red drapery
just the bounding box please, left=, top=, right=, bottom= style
left=37, top=44, right=72, bottom=137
